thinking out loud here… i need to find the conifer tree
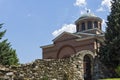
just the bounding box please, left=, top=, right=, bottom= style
left=99, top=0, right=120, bottom=69
left=0, top=24, right=19, bottom=66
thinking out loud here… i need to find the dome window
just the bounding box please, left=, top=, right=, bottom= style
left=94, top=21, right=98, bottom=28
left=77, top=24, right=79, bottom=32
left=81, top=22, right=85, bottom=31
left=88, top=21, right=92, bottom=29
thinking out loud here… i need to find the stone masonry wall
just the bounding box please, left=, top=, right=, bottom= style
left=0, top=52, right=84, bottom=80
left=0, top=50, right=111, bottom=80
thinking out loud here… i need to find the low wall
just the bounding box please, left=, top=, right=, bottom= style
left=0, top=50, right=111, bottom=80
left=0, top=53, right=83, bottom=80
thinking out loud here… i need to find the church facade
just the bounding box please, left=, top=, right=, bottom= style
left=41, top=12, right=105, bottom=80
left=41, top=13, right=104, bottom=59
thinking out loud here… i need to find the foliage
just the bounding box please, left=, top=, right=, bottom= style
left=99, top=0, right=120, bottom=68
left=41, top=76, right=48, bottom=80
left=101, top=78, right=120, bottom=80
left=98, top=0, right=120, bottom=77
left=63, top=73, right=69, bottom=80
left=115, top=65, right=120, bottom=77
left=0, top=23, right=19, bottom=66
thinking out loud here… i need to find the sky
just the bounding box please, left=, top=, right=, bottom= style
left=0, top=0, right=111, bottom=63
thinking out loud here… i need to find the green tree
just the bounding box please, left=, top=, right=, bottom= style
left=99, top=0, right=120, bottom=77
left=0, top=24, right=19, bottom=66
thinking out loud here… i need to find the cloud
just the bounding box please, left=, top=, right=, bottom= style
left=97, top=0, right=112, bottom=12
left=52, top=24, right=76, bottom=37
left=101, top=0, right=112, bottom=9
left=102, top=19, right=106, bottom=31
left=102, top=19, right=106, bottom=26
left=74, top=0, right=87, bottom=7
left=96, top=7, right=105, bottom=12
left=80, top=10, right=86, bottom=15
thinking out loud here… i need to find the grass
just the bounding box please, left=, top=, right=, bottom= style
left=101, top=78, right=120, bottom=80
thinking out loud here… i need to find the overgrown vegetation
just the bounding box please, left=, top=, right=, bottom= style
left=0, top=24, right=19, bottom=66
left=41, top=75, right=48, bottom=80
left=101, top=78, right=120, bottom=80
left=63, top=73, right=69, bottom=80
left=99, top=0, right=120, bottom=77
left=115, top=65, right=120, bottom=77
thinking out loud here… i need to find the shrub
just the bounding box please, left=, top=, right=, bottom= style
left=41, top=76, right=48, bottom=80
left=115, top=65, right=120, bottom=77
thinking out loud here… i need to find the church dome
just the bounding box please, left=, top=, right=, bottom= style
left=75, top=12, right=103, bottom=33
left=80, top=13, right=96, bottom=19
left=75, top=13, right=102, bottom=24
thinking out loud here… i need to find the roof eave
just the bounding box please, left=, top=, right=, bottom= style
left=75, top=17, right=102, bottom=24
left=40, top=44, right=54, bottom=48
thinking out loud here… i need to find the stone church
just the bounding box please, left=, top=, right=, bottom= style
left=41, top=12, right=104, bottom=59
left=0, top=12, right=107, bottom=80
left=0, top=12, right=109, bottom=80
left=41, top=12, right=105, bottom=80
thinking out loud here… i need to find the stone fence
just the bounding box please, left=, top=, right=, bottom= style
left=0, top=50, right=111, bottom=80
left=0, top=53, right=83, bottom=80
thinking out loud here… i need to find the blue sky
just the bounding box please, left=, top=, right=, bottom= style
left=0, top=0, right=111, bottom=63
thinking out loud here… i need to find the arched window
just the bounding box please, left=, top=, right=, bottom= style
left=77, top=24, right=79, bottom=32
left=88, top=21, right=92, bottom=29
left=81, top=22, right=85, bottom=31
left=94, top=21, right=98, bottom=28
left=99, top=22, right=101, bottom=29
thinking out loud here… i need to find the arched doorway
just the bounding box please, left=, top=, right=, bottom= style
left=83, top=55, right=92, bottom=80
